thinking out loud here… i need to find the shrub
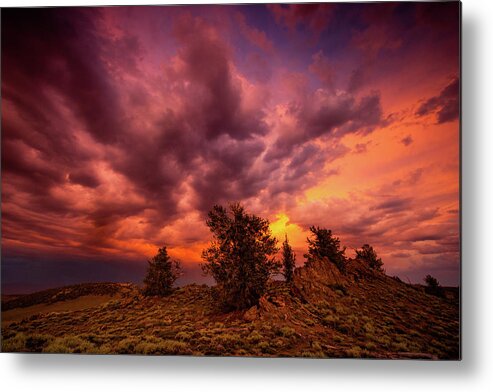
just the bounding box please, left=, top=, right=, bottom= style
left=43, top=336, right=96, bottom=354
left=277, top=326, right=296, bottom=338
left=322, top=314, right=338, bottom=327
left=113, top=337, right=141, bottom=354
left=333, top=335, right=344, bottom=344
left=246, top=331, right=263, bottom=344
left=304, top=226, right=347, bottom=272
left=134, top=341, right=162, bottom=355
left=143, top=246, right=182, bottom=297
left=311, top=341, right=322, bottom=351
left=362, top=322, right=375, bottom=334
left=25, top=334, right=51, bottom=352
left=301, top=350, right=324, bottom=358
left=257, top=341, right=273, bottom=354
left=345, top=346, right=363, bottom=358
left=175, top=331, right=193, bottom=342
left=392, top=341, right=409, bottom=351
left=2, top=333, right=27, bottom=352
left=201, top=203, right=279, bottom=310
left=214, top=333, right=241, bottom=349
left=144, top=340, right=190, bottom=355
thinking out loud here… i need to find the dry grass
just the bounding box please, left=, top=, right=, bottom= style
left=1, top=266, right=460, bottom=359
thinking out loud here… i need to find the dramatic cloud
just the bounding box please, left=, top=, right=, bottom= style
left=416, top=77, right=460, bottom=123
left=1, top=3, right=460, bottom=292
left=264, top=88, right=384, bottom=161
left=268, top=3, right=333, bottom=36
left=309, top=51, right=333, bottom=87
left=236, top=12, right=274, bottom=53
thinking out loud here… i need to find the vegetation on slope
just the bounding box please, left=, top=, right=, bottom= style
left=1, top=260, right=459, bottom=358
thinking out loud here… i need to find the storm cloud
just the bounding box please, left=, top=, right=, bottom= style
left=1, top=4, right=460, bottom=292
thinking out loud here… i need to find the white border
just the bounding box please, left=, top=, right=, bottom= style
left=1, top=0, right=492, bottom=391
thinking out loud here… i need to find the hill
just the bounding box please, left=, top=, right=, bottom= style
left=1, top=258, right=459, bottom=359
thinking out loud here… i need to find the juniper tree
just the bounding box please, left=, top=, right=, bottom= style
left=143, top=246, right=182, bottom=296
left=201, top=203, right=279, bottom=310
left=282, top=234, right=296, bottom=284
left=355, top=244, right=384, bottom=272
left=304, top=226, right=347, bottom=272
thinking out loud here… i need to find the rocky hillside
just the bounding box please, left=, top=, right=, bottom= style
left=1, top=258, right=460, bottom=359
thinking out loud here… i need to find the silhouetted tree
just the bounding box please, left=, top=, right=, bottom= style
left=282, top=235, right=296, bottom=284
left=424, top=274, right=445, bottom=298
left=355, top=244, right=384, bottom=272
left=143, top=246, right=182, bottom=296
left=304, top=226, right=347, bottom=272
left=201, top=203, right=280, bottom=310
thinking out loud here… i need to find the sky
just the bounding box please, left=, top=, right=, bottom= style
left=1, top=3, right=460, bottom=294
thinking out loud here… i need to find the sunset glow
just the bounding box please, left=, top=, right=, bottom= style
left=1, top=3, right=460, bottom=293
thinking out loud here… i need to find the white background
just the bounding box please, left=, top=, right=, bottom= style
left=0, top=0, right=491, bottom=391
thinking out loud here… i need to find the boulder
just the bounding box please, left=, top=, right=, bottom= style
left=293, top=257, right=348, bottom=301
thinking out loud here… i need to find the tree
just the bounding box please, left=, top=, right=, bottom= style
left=143, top=246, right=182, bottom=296
left=282, top=234, right=296, bottom=284
left=201, top=203, right=279, bottom=310
left=424, top=274, right=445, bottom=298
left=355, top=244, right=384, bottom=272
left=304, top=226, right=347, bottom=272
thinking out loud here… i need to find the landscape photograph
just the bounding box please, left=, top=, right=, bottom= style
left=1, top=2, right=460, bottom=359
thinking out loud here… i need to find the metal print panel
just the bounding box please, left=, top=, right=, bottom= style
left=1, top=2, right=460, bottom=359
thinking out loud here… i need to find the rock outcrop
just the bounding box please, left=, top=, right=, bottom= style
left=292, top=257, right=349, bottom=302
